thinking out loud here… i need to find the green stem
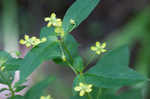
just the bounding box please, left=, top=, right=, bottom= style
left=8, top=84, right=15, bottom=98
left=61, top=41, right=74, bottom=64
left=66, top=61, right=78, bottom=75
left=0, top=72, right=15, bottom=98
left=97, top=88, right=102, bottom=99
left=68, top=23, right=76, bottom=33
left=58, top=40, right=78, bottom=75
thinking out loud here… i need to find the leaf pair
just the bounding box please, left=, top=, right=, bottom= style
left=73, top=46, right=147, bottom=96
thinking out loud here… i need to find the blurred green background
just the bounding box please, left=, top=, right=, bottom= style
left=0, top=0, right=150, bottom=99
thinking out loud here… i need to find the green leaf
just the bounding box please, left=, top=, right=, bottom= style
left=101, top=88, right=143, bottom=99
left=63, top=34, right=79, bottom=57
left=73, top=56, right=84, bottom=72
left=74, top=46, right=147, bottom=88
left=96, top=46, right=130, bottom=67
left=24, top=76, right=55, bottom=99
left=53, top=34, right=79, bottom=66
left=15, top=85, right=27, bottom=92
left=9, top=95, right=24, bottom=99
left=0, top=51, right=21, bottom=72
left=0, top=88, right=8, bottom=93
left=40, top=27, right=57, bottom=41
left=4, top=58, right=22, bottom=71
left=63, top=0, right=100, bottom=33
left=18, top=27, right=61, bottom=84
left=0, top=51, right=11, bottom=66
left=0, top=71, right=15, bottom=84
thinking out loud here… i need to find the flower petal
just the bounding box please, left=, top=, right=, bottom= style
left=101, top=49, right=107, bottom=52
left=26, top=43, right=31, bottom=48
left=101, top=42, right=106, bottom=48
left=74, top=86, right=81, bottom=91
left=19, top=39, right=25, bottom=45
left=47, top=22, right=52, bottom=27
left=80, top=90, right=85, bottom=96
left=86, top=88, right=92, bottom=93
left=44, top=17, right=50, bottom=21
left=96, top=51, right=101, bottom=55
left=96, top=41, right=100, bottom=47
left=90, top=46, right=97, bottom=51
left=79, top=82, right=84, bottom=87
left=24, top=35, right=29, bottom=40
left=51, top=13, right=56, bottom=19
left=88, top=84, right=92, bottom=88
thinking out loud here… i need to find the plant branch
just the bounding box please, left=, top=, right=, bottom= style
left=58, top=40, right=78, bottom=75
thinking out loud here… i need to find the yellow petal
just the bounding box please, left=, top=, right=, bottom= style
left=47, top=22, right=52, bottom=27
left=51, top=13, right=56, bottom=19
left=33, top=39, right=41, bottom=46
left=74, top=86, right=81, bottom=91
left=24, top=35, right=29, bottom=40
left=44, top=17, right=50, bottom=22
left=101, top=42, right=106, bottom=48
left=19, top=39, right=25, bottom=44
left=101, top=49, right=107, bottom=53
left=80, top=90, right=85, bottom=96
left=40, top=96, right=44, bottom=99
left=88, top=84, right=92, bottom=88
left=31, top=36, right=37, bottom=41
left=90, top=46, right=97, bottom=51
left=79, top=82, right=84, bottom=87
left=86, top=88, right=92, bottom=93
left=56, top=18, right=61, bottom=22
left=96, top=41, right=100, bottom=47
left=25, top=43, right=31, bottom=47
left=96, top=51, right=101, bottom=55
left=57, top=21, right=62, bottom=27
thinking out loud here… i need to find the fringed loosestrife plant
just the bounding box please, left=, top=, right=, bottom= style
left=0, top=0, right=147, bottom=99
left=40, top=95, right=53, bottom=99
left=19, top=35, right=47, bottom=47
left=90, top=41, right=107, bottom=55
left=74, top=82, right=93, bottom=96
left=44, top=13, right=62, bottom=27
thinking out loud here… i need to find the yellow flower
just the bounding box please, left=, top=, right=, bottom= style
left=54, top=27, right=64, bottom=37
left=74, top=82, right=93, bottom=96
left=90, top=41, right=107, bottom=55
left=19, top=35, right=47, bottom=48
left=40, top=95, right=53, bottom=99
left=70, top=19, right=75, bottom=25
left=44, top=13, right=62, bottom=27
